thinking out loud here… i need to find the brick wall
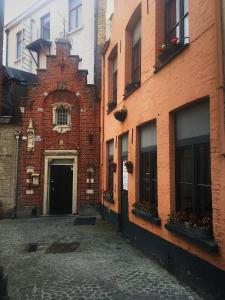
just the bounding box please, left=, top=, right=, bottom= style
left=0, top=125, right=21, bottom=217
left=18, top=39, right=100, bottom=216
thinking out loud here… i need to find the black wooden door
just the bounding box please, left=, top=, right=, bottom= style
left=49, top=165, right=73, bottom=214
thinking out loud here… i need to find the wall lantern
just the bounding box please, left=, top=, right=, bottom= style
left=31, top=173, right=40, bottom=186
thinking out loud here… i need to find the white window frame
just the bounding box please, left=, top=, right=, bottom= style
left=52, top=103, right=72, bottom=133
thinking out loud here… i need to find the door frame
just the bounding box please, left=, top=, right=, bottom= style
left=43, top=150, right=78, bottom=215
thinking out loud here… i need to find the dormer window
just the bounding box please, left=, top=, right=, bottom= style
left=52, top=103, right=72, bottom=133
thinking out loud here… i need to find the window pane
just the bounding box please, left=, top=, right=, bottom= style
left=196, top=144, right=211, bottom=185
left=176, top=147, right=193, bottom=212
left=132, top=20, right=141, bottom=46
left=184, top=15, right=189, bottom=44
left=177, top=147, right=192, bottom=183
left=108, top=141, right=114, bottom=156
left=140, top=153, right=150, bottom=203
left=121, top=134, right=128, bottom=154
left=184, top=0, right=189, bottom=14
left=56, top=107, right=68, bottom=125
left=69, top=9, right=76, bottom=30
left=197, top=186, right=212, bottom=217
left=140, top=122, right=156, bottom=149
left=70, top=0, right=81, bottom=10
left=151, top=151, right=157, bottom=180
left=77, top=5, right=82, bottom=27
left=113, top=71, right=117, bottom=102
left=177, top=183, right=193, bottom=212
left=41, top=14, right=50, bottom=40
left=176, top=101, right=210, bottom=141
left=17, top=32, right=22, bottom=59
left=132, top=40, right=141, bottom=81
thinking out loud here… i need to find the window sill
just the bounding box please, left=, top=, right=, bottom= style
left=165, top=223, right=218, bottom=252
left=123, top=80, right=141, bottom=99
left=53, top=125, right=71, bottom=134
left=107, top=101, right=117, bottom=114
left=14, top=58, right=21, bottom=63
left=68, top=26, right=83, bottom=35
left=154, top=43, right=189, bottom=74
left=103, top=192, right=114, bottom=204
left=132, top=208, right=161, bottom=226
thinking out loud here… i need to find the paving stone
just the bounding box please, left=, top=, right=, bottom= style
left=0, top=217, right=202, bottom=300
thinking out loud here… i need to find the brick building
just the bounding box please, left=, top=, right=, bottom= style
left=16, top=38, right=100, bottom=217
left=101, top=0, right=225, bottom=297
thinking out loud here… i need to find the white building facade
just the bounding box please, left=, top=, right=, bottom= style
left=4, top=0, right=106, bottom=84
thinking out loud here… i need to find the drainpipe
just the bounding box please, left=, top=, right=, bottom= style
left=5, top=29, right=9, bottom=67
left=12, top=131, right=21, bottom=218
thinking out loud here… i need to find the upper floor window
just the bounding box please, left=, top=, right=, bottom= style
left=132, top=20, right=141, bottom=82
left=165, top=0, right=189, bottom=44
left=69, top=0, right=82, bottom=31
left=124, top=3, right=141, bottom=98
left=52, top=103, right=72, bottom=133
left=112, top=56, right=118, bottom=103
left=16, top=31, right=22, bottom=60
left=41, top=13, right=50, bottom=40
left=56, top=106, right=68, bottom=126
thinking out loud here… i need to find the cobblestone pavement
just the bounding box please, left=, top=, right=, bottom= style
left=0, top=217, right=202, bottom=300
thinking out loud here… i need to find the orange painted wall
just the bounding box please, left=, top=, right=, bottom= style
left=101, top=0, right=225, bottom=271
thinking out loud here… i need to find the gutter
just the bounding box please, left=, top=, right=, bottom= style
left=5, top=29, right=9, bottom=67
left=12, top=131, right=21, bottom=218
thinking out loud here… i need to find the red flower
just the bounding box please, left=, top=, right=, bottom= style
left=171, top=37, right=179, bottom=44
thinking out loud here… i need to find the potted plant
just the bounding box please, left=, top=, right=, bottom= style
left=103, top=191, right=114, bottom=203
left=125, top=161, right=133, bottom=173
left=158, top=37, right=183, bottom=63
left=124, top=80, right=141, bottom=96
left=132, top=202, right=161, bottom=225
left=114, top=106, right=127, bottom=122
left=110, top=162, right=117, bottom=172
left=107, top=100, right=117, bottom=113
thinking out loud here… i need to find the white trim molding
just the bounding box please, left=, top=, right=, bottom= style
left=43, top=150, right=78, bottom=215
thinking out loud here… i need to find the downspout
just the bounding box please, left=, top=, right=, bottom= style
left=5, top=29, right=9, bottom=67
left=12, top=131, right=21, bottom=218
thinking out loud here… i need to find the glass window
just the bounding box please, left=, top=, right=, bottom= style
left=175, top=101, right=212, bottom=218
left=112, top=56, right=117, bottom=103
left=132, top=20, right=141, bottom=82
left=56, top=106, right=68, bottom=125
left=139, top=122, right=157, bottom=212
left=165, top=0, right=189, bottom=44
left=108, top=140, right=114, bottom=192
left=16, top=31, right=22, bottom=60
left=69, top=0, right=82, bottom=31
left=41, top=13, right=50, bottom=40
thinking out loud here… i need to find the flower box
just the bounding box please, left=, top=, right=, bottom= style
left=124, top=80, right=140, bottom=98
left=165, top=223, right=218, bottom=252
left=107, top=100, right=117, bottom=113
left=110, top=162, right=117, bottom=172
left=103, top=191, right=114, bottom=204
left=132, top=208, right=161, bottom=226
left=125, top=161, right=133, bottom=173
left=158, top=43, right=184, bottom=63
left=114, top=107, right=127, bottom=122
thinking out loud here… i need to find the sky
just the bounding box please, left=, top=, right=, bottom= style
left=5, top=0, right=37, bottom=24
